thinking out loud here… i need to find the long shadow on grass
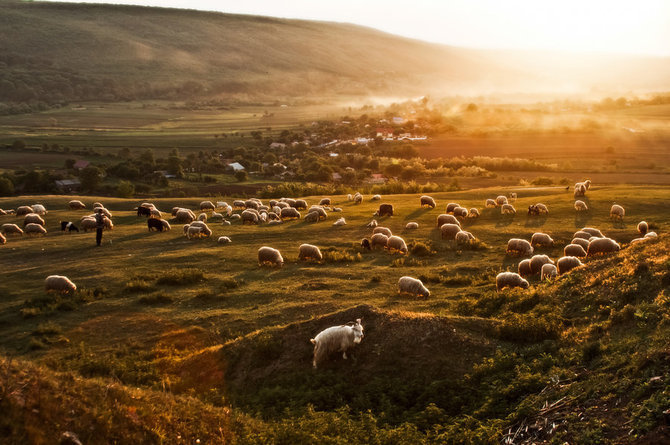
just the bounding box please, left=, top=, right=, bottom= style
left=524, top=215, right=548, bottom=228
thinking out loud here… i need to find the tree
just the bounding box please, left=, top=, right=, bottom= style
left=79, top=166, right=102, bottom=192
left=234, top=170, right=248, bottom=182
left=384, top=163, right=403, bottom=177
left=116, top=180, right=135, bottom=198
left=65, top=159, right=76, bottom=169
left=139, top=148, right=155, bottom=166
left=0, top=177, right=14, bottom=196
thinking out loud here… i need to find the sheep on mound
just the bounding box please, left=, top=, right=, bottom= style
left=564, top=244, right=587, bottom=258
left=587, top=238, right=620, bottom=256
left=574, top=200, right=588, bottom=211
left=446, top=203, right=460, bottom=214
left=370, top=233, right=389, bottom=249
left=440, top=223, right=461, bottom=240
left=23, top=213, right=45, bottom=227
left=571, top=238, right=590, bottom=250
left=373, top=226, right=392, bottom=238
left=455, top=230, right=475, bottom=245
left=387, top=235, right=408, bottom=254
left=518, top=259, right=532, bottom=277
left=298, top=244, right=323, bottom=261
left=581, top=227, right=604, bottom=238
left=310, top=319, right=364, bottom=369
left=610, top=204, right=625, bottom=220
left=68, top=200, right=86, bottom=210
left=420, top=195, right=436, bottom=208
left=258, top=246, right=284, bottom=267
left=437, top=214, right=460, bottom=228
left=557, top=256, right=582, bottom=275
left=45, top=275, right=76, bottom=294
left=541, top=264, right=558, bottom=281
left=25, top=223, right=47, bottom=236
left=496, top=272, right=529, bottom=292
left=16, top=206, right=33, bottom=216
left=530, top=232, right=554, bottom=247
left=1, top=223, right=23, bottom=236
left=637, top=221, right=648, bottom=235
left=506, top=239, right=533, bottom=256
left=398, top=276, right=430, bottom=298
left=529, top=255, right=554, bottom=275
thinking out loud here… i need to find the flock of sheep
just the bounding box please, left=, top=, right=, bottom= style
left=0, top=180, right=660, bottom=368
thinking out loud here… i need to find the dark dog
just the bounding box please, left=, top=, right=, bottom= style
left=60, top=221, right=79, bottom=232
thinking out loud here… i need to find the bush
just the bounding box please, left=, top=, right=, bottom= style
left=156, top=268, right=204, bottom=285
left=410, top=241, right=434, bottom=256
left=234, top=170, right=248, bottom=182
left=138, top=292, right=173, bottom=305
left=116, top=180, right=135, bottom=198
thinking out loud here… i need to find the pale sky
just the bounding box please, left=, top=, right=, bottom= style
left=46, top=0, right=670, bottom=56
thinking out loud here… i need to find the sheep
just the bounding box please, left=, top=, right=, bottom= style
left=347, top=194, right=353, bottom=201
left=280, top=207, right=301, bottom=220
left=229, top=214, right=242, bottom=222
left=496, top=272, right=529, bottom=292
left=45, top=275, right=77, bottom=294
left=140, top=202, right=156, bottom=210
left=437, top=214, right=460, bottom=228
left=485, top=199, right=497, bottom=208
left=557, top=256, right=582, bottom=275
left=496, top=195, right=508, bottom=206
left=387, top=235, right=408, bottom=254
left=610, top=204, right=625, bottom=220
left=186, top=226, right=205, bottom=239
left=573, top=230, right=592, bottom=240
left=222, top=220, right=232, bottom=226
left=282, top=198, right=297, bottom=208
left=373, top=226, right=392, bottom=237
left=216, top=201, right=227, bottom=209
left=367, top=219, right=378, bottom=228
left=23, top=213, right=45, bottom=227
left=16, top=206, right=33, bottom=216
left=571, top=238, right=590, bottom=250
left=298, top=244, right=323, bottom=261
left=150, top=208, right=162, bottom=219
left=587, top=238, right=620, bottom=256
left=267, top=220, right=283, bottom=226
left=311, top=319, right=364, bottom=369
left=68, top=200, right=86, bottom=210
left=93, top=206, right=112, bottom=218
left=370, top=233, right=389, bottom=249
left=31, top=204, right=47, bottom=215
left=420, top=195, right=436, bottom=208
left=455, top=230, right=475, bottom=245
left=197, top=213, right=208, bottom=222
left=467, top=208, right=480, bottom=218
left=398, top=276, right=430, bottom=298
left=354, top=193, right=363, bottom=204
left=530, top=254, right=554, bottom=275
left=258, top=246, right=284, bottom=267
left=189, top=221, right=208, bottom=229
left=518, top=259, right=532, bottom=277
left=92, top=202, right=103, bottom=209
left=564, top=244, right=587, bottom=258
left=174, top=209, right=195, bottom=223
left=453, top=207, right=469, bottom=219
left=574, top=200, right=588, bottom=211
left=405, top=222, right=419, bottom=230
left=294, top=199, right=308, bottom=210
left=509, top=192, right=517, bottom=202
left=200, top=201, right=216, bottom=211
left=446, top=203, right=460, bottom=214
left=637, top=221, right=648, bottom=235
left=232, top=200, right=246, bottom=210
left=581, top=227, right=604, bottom=238
left=541, top=263, right=558, bottom=281
left=308, top=207, right=327, bottom=221
left=371, top=194, right=381, bottom=201
left=103, top=217, right=113, bottom=231
left=319, top=198, right=331, bottom=207
left=242, top=209, right=260, bottom=225
left=222, top=205, right=233, bottom=217
left=0, top=232, right=5, bottom=244
left=574, top=183, right=586, bottom=197
left=528, top=203, right=548, bottom=215
left=210, top=212, right=223, bottom=220
left=25, top=223, right=47, bottom=236
left=501, top=204, right=516, bottom=215
left=506, top=239, right=534, bottom=256
left=644, top=231, right=657, bottom=239
left=2, top=223, right=23, bottom=236
left=332, top=217, right=346, bottom=226
left=217, top=236, right=232, bottom=244
left=244, top=200, right=260, bottom=210
left=80, top=218, right=97, bottom=232
left=584, top=179, right=592, bottom=190
left=332, top=207, right=342, bottom=212
left=530, top=232, right=554, bottom=248
left=304, top=211, right=319, bottom=223
left=440, top=223, right=461, bottom=240
left=374, top=203, right=394, bottom=217
left=360, top=238, right=371, bottom=250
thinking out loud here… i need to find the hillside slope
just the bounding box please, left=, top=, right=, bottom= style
left=1, top=0, right=669, bottom=105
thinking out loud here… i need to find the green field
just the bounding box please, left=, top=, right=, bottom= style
left=1, top=185, right=669, bottom=443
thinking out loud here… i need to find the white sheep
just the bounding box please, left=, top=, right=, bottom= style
left=370, top=233, right=389, bottom=249
left=1, top=223, right=23, bottom=236
left=160, top=219, right=171, bottom=231
left=31, top=204, right=47, bottom=215
left=455, top=230, right=475, bottom=244
left=557, top=256, right=583, bottom=275
left=373, top=226, right=392, bottom=237
left=437, top=214, right=460, bottom=228
left=587, top=238, right=620, bottom=256
left=367, top=219, right=378, bottom=228
left=573, top=230, right=592, bottom=240
left=467, top=208, right=480, bottom=219
left=371, top=194, right=381, bottom=201
left=453, top=207, right=469, bottom=219
left=68, top=200, right=86, bottom=210
left=16, top=206, right=33, bottom=216
left=280, top=207, right=301, bottom=220
left=242, top=209, right=260, bottom=225
left=540, top=263, right=558, bottom=281
left=332, top=207, right=342, bottom=212
left=506, top=238, right=533, bottom=256
left=216, top=201, right=227, bottom=208
left=564, top=244, right=587, bottom=258
left=222, top=220, right=232, bottom=226
left=398, top=276, right=430, bottom=297
left=496, top=195, right=508, bottom=207
left=386, top=235, right=407, bottom=254
left=405, top=222, right=419, bottom=230
left=440, top=223, right=461, bottom=240
left=509, top=192, right=517, bottom=202
left=644, top=231, right=657, bottom=239
left=518, top=259, right=532, bottom=276
left=319, top=198, right=331, bottom=206
left=637, top=221, right=648, bottom=235
left=332, top=217, right=346, bottom=226
left=304, top=212, right=319, bottom=223
left=530, top=254, right=554, bottom=275
left=310, top=319, right=364, bottom=369
left=485, top=199, right=497, bottom=208
left=420, top=195, right=436, bottom=208
left=23, top=213, right=45, bottom=227
left=354, top=193, right=363, bottom=204
left=501, top=203, right=516, bottom=215
left=200, top=201, right=216, bottom=211
left=45, top=275, right=76, bottom=294
left=80, top=218, right=97, bottom=232
left=197, top=213, right=208, bottom=222
left=610, top=204, right=625, bottom=220
left=258, top=246, right=284, bottom=267
left=574, top=200, right=588, bottom=211
left=530, top=232, right=554, bottom=248
left=581, top=227, right=604, bottom=238
left=571, top=238, right=590, bottom=250
left=496, top=272, right=529, bottom=292
left=298, top=244, right=323, bottom=261
left=217, top=236, right=232, bottom=244
left=446, top=203, right=460, bottom=214
left=25, top=223, right=47, bottom=235
left=347, top=194, right=353, bottom=201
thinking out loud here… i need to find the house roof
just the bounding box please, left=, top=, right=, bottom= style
left=228, top=162, right=245, bottom=171
left=73, top=160, right=90, bottom=169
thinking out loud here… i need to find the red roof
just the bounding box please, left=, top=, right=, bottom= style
left=73, top=160, right=90, bottom=169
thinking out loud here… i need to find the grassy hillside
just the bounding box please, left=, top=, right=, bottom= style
left=0, top=185, right=669, bottom=442
left=1, top=0, right=669, bottom=108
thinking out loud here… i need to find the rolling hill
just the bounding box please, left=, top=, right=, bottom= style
left=1, top=0, right=669, bottom=106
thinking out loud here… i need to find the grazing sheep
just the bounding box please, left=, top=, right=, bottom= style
left=222, top=220, right=232, bottom=226
left=25, top=223, right=47, bottom=236
left=16, top=206, right=33, bottom=216
left=637, top=221, right=648, bottom=235
left=564, top=244, right=587, bottom=258
left=92, top=202, right=103, bottom=209
left=530, top=232, right=554, bottom=247
left=644, top=231, right=657, bottom=239
left=506, top=239, right=534, bottom=256
left=374, top=203, right=394, bottom=217
left=496, top=272, right=529, bottom=292
left=587, top=238, right=620, bottom=256
left=244, top=200, right=260, bottom=210
left=258, top=246, right=284, bottom=267
left=332, top=217, right=346, bottom=226
left=453, top=207, right=469, bottom=219
left=440, top=223, right=462, bottom=240
left=347, top=194, right=353, bottom=201
left=217, top=236, right=232, bottom=244
left=528, top=203, right=548, bottom=215
left=189, top=221, right=208, bottom=229
left=242, top=209, right=260, bottom=225
left=308, top=207, right=327, bottom=221
left=31, top=204, right=47, bottom=215
left=574, top=200, right=588, bottom=211
left=584, top=180, right=592, bottom=190
left=509, top=192, right=517, bottom=202
left=370, top=233, right=389, bottom=249
left=420, top=195, right=436, bottom=208
left=2, top=223, right=23, bottom=236
left=530, top=254, right=554, bottom=275
left=373, top=226, right=392, bottom=237
left=294, top=199, right=308, bottom=210
left=332, top=207, right=342, bottom=212
left=398, top=276, right=430, bottom=297
left=282, top=198, right=297, bottom=208
left=573, top=230, right=592, bottom=240
left=311, top=319, right=364, bottom=369
left=367, top=219, right=378, bottom=228
left=274, top=202, right=288, bottom=210
left=267, top=220, right=283, bottom=226
left=298, top=244, right=323, bottom=261
left=93, top=206, right=112, bottom=218
left=371, top=194, right=381, bottom=201
left=216, top=201, right=227, bottom=208
left=68, top=200, right=86, bottom=210
left=232, top=200, right=246, bottom=209
left=387, top=235, right=408, bottom=254
left=581, top=227, right=604, bottom=238
left=150, top=208, right=162, bottom=219
left=437, top=214, right=460, bottom=228
left=174, top=209, right=195, bottom=224
left=79, top=218, right=97, bottom=232
left=485, top=199, right=497, bottom=208
left=557, top=256, right=583, bottom=275
left=501, top=204, right=516, bottom=215
left=496, top=195, right=508, bottom=207
left=280, top=207, right=301, bottom=220
left=360, top=238, right=371, bottom=250
left=319, top=198, right=331, bottom=207
left=197, top=213, right=208, bottom=222
left=455, top=230, right=475, bottom=244
left=304, top=212, right=319, bottom=223
left=446, top=203, right=460, bottom=214
left=200, top=201, right=216, bottom=211
left=541, top=263, right=558, bottom=281
left=467, top=208, right=480, bottom=218
left=230, top=214, right=242, bottom=222
left=222, top=205, right=233, bottom=217
left=405, top=222, right=419, bottom=230
left=571, top=238, right=590, bottom=250
left=610, top=204, right=625, bottom=220
left=186, top=226, right=204, bottom=239
left=518, top=259, right=532, bottom=277
left=574, top=183, right=587, bottom=197
left=210, top=212, right=223, bottom=220
left=45, top=275, right=76, bottom=294
left=354, top=193, right=363, bottom=204
left=0, top=232, right=5, bottom=244
left=23, top=213, right=45, bottom=227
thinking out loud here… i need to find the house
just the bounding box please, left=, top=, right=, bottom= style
left=54, top=179, right=81, bottom=192
left=227, top=162, right=245, bottom=172
left=154, top=170, right=176, bottom=179
left=72, top=160, right=90, bottom=170
left=367, top=173, right=387, bottom=184
left=269, top=142, right=286, bottom=149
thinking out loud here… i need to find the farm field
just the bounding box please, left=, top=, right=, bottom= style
left=1, top=185, right=669, bottom=443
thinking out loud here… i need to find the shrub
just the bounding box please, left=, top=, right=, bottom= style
left=410, top=241, right=434, bottom=256
left=125, top=279, right=153, bottom=293
left=323, top=248, right=362, bottom=263
left=496, top=314, right=560, bottom=343
left=156, top=268, right=204, bottom=285
left=138, top=292, right=173, bottom=305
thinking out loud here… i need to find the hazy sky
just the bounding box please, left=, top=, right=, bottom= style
left=46, top=0, right=670, bottom=56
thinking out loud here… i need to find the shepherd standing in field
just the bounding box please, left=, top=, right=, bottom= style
left=95, top=208, right=105, bottom=246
